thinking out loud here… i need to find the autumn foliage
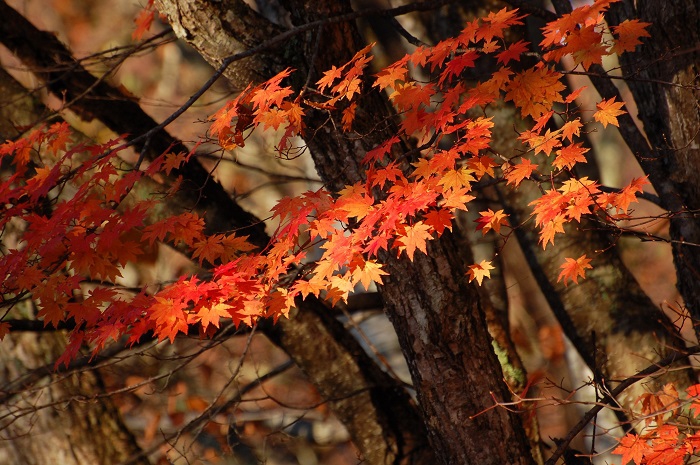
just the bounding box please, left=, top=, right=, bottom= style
left=0, top=1, right=670, bottom=460
left=0, top=0, right=648, bottom=356
left=612, top=383, right=700, bottom=465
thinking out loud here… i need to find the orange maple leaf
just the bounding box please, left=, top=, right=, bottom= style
left=612, top=176, right=649, bottom=213
left=594, top=97, right=626, bottom=127
left=524, top=128, right=561, bottom=156
left=438, top=167, right=476, bottom=191
left=504, top=158, right=538, bottom=187
left=250, top=68, right=293, bottom=113
left=557, top=254, right=593, bottom=286
left=390, top=82, right=434, bottom=111
left=467, top=260, right=495, bottom=285
left=396, top=221, right=432, bottom=260
left=496, top=40, right=529, bottom=65
left=540, top=213, right=566, bottom=249
left=342, top=102, right=357, bottom=131
left=505, top=67, right=565, bottom=118
left=351, top=259, right=388, bottom=291
left=441, top=187, right=475, bottom=211
left=568, top=25, right=609, bottom=70
left=553, top=143, right=589, bottom=170
left=336, top=185, right=374, bottom=220
left=258, top=107, right=289, bottom=131
left=374, top=56, right=409, bottom=90
left=532, top=111, right=554, bottom=133
left=439, top=51, right=479, bottom=85
left=162, top=152, right=189, bottom=175
left=611, top=19, right=652, bottom=54
left=370, top=162, right=404, bottom=189
left=197, top=301, right=232, bottom=329
left=317, top=65, right=344, bottom=92
left=292, top=280, right=323, bottom=299
left=564, top=86, right=587, bottom=104
left=46, top=122, right=71, bottom=154
left=132, top=0, right=155, bottom=41
left=638, top=383, right=679, bottom=426
left=477, top=7, right=524, bottom=43
left=424, top=208, right=454, bottom=235
left=561, top=118, right=583, bottom=141
left=192, top=235, right=226, bottom=266
left=466, top=155, right=498, bottom=179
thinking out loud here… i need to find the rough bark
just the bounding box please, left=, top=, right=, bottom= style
left=606, top=1, right=700, bottom=338
left=156, top=0, right=535, bottom=463
left=0, top=67, right=150, bottom=465
left=262, top=297, right=434, bottom=465
left=0, top=332, right=151, bottom=465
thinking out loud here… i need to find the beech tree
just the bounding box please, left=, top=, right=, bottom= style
left=0, top=1, right=699, bottom=465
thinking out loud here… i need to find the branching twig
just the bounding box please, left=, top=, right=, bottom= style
left=545, top=345, right=700, bottom=465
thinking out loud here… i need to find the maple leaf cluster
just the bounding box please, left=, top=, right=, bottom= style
left=0, top=0, right=653, bottom=364
left=612, top=384, right=700, bottom=465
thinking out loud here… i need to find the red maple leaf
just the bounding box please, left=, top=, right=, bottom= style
left=496, top=40, right=530, bottom=65
left=424, top=208, right=454, bottom=235
left=612, top=433, right=648, bottom=465
left=132, top=0, right=155, bottom=40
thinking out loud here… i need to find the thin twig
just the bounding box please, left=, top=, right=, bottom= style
left=545, top=345, right=700, bottom=465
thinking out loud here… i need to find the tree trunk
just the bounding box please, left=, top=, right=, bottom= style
left=607, top=1, right=700, bottom=337
left=488, top=106, right=694, bottom=411
left=0, top=332, right=151, bottom=465
left=0, top=7, right=432, bottom=462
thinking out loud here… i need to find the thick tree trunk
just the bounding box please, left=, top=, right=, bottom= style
left=0, top=332, right=151, bottom=465
left=262, top=298, right=434, bottom=465
left=155, top=1, right=535, bottom=463
left=606, top=1, right=700, bottom=337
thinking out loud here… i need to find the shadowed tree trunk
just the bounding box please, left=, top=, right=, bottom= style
left=606, top=0, right=700, bottom=338
left=2, top=0, right=697, bottom=464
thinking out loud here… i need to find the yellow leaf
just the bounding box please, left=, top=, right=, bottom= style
left=467, top=260, right=495, bottom=285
